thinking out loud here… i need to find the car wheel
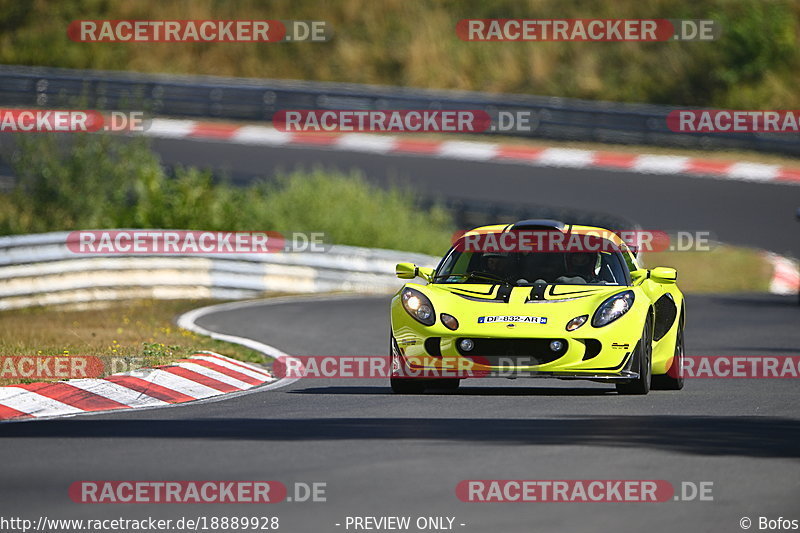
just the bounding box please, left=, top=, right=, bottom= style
left=389, top=334, right=426, bottom=394
left=651, top=317, right=685, bottom=391
left=616, top=314, right=653, bottom=395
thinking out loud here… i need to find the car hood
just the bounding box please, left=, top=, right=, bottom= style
left=433, top=283, right=624, bottom=304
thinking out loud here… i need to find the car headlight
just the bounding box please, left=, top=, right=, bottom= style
left=401, top=288, right=435, bottom=326
left=592, top=290, right=635, bottom=327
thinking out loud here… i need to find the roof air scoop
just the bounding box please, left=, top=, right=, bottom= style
left=509, top=219, right=567, bottom=232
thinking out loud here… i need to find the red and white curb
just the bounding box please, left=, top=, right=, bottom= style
left=0, top=352, right=274, bottom=422
left=764, top=253, right=800, bottom=295
left=144, top=118, right=800, bottom=185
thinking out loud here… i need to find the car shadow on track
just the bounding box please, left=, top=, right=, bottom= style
left=287, top=386, right=616, bottom=396
left=3, top=416, right=799, bottom=458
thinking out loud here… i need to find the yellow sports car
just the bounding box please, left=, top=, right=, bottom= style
left=390, top=220, right=684, bottom=395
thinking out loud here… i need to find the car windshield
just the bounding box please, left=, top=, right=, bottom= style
left=434, top=249, right=630, bottom=286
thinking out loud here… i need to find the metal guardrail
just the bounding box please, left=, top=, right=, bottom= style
left=0, top=232, right=439, bottom=310
left=1, top=64, right=798, bottom=156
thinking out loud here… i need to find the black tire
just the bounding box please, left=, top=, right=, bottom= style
left=616, top=314, right=653, bottom=395
left=389, top=334, right=426, bottom=394
left=651, top=317, right=685, bottom=391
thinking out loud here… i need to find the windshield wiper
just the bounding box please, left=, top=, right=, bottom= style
left=434, top=271, right=512, bottom=285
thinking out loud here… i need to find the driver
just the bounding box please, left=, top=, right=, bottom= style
left=565, top=251, right=601, bottom=283
left=481, top=253, right=513, bottom=279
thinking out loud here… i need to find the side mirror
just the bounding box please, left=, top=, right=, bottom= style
left=395, top=263, right=434, bottom=282
left=417, top=267, right=434, bottom=282
left=395, top=263, right=417, bottom=279
left=650, top=267, right=677, bottom=284
left=630, top=268, right=649, bottom=282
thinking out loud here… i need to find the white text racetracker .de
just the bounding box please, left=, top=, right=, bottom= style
left=343, top=516, right=458, bottom=530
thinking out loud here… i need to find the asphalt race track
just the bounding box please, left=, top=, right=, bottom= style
left=2, top=294, right=798, bottom=533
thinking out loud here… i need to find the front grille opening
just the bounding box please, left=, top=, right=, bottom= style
left=456, top=337, right=567, bottom=366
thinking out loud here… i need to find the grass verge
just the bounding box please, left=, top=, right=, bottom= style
left=642, top=244, right=774, bottom=293
left=1, top=0, right=798, bottom=109
left=0, top=133, right=456, bottom=256
left=0, top=298, right=270, bottom=386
